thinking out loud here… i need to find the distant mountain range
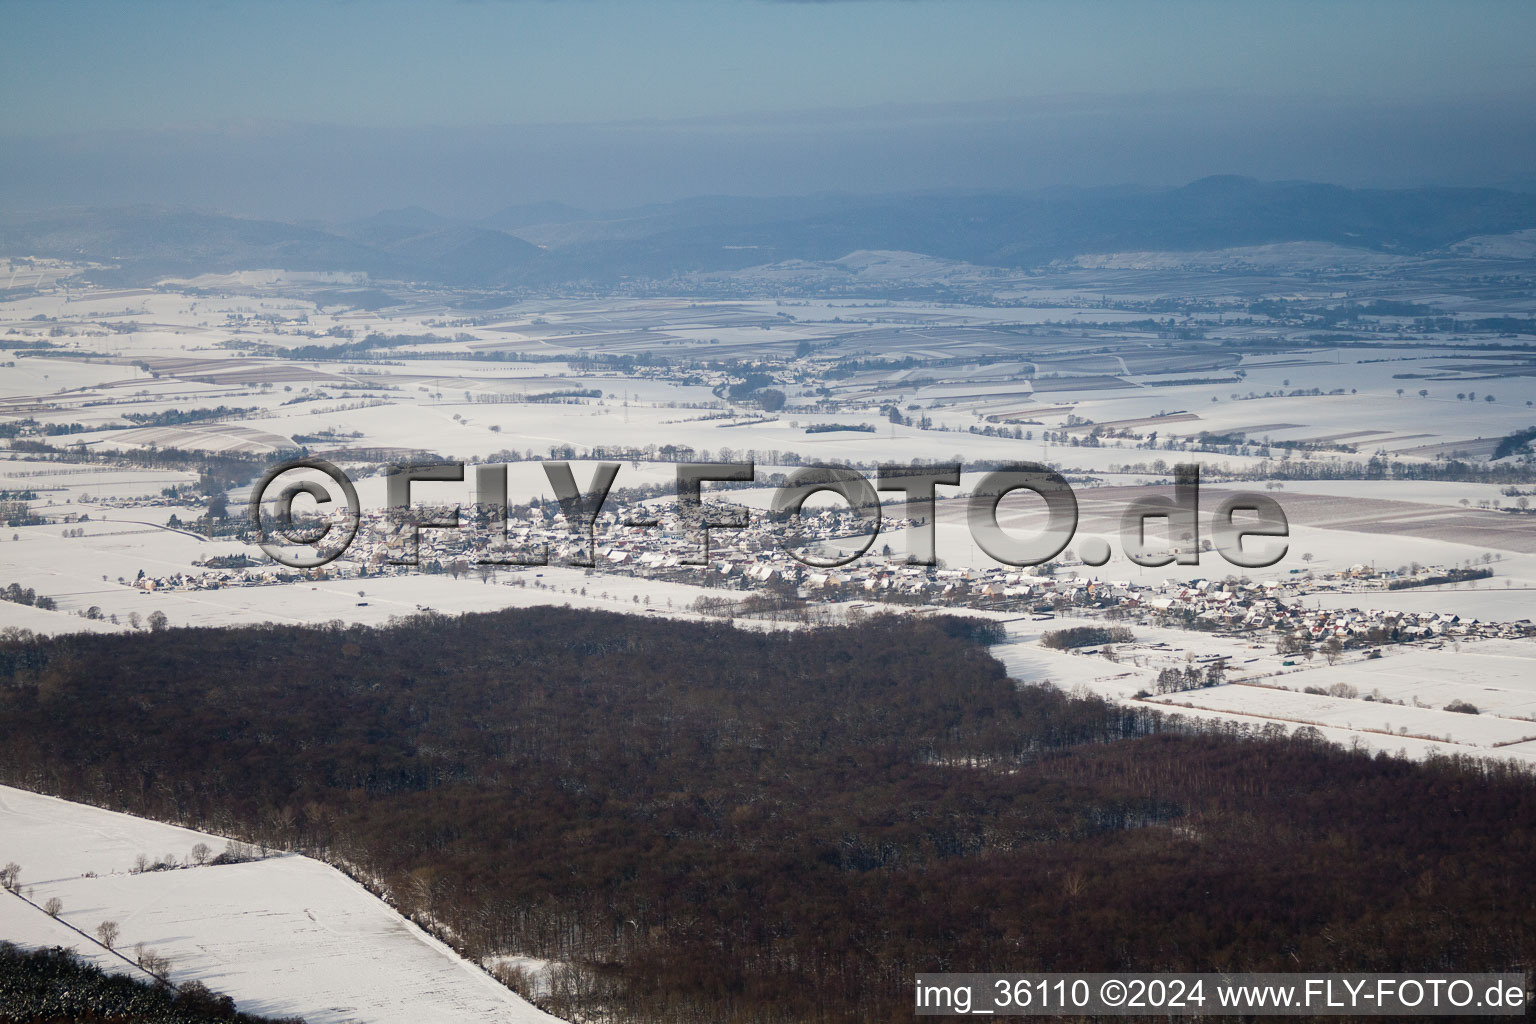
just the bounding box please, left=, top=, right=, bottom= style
left=5, top=177, right=1536, bottom=290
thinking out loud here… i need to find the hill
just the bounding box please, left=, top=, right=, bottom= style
left=5, top=179, right=1536, bottom=288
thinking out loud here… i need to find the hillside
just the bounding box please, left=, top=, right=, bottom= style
left=0, top=786, right=560, bottom=1024
left=7, top=178, right=1536, bottom=288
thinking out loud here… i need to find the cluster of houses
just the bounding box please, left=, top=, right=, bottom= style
left=122, top=500, right=1536, bottom=647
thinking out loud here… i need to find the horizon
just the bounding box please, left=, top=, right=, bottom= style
left=4, top=97, right=1533, bottom=220
left=3, top=0, right=1535, bottom=217
left=18, top=171, right=1535, bottom=227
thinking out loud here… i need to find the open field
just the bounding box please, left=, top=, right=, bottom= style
left=1147, top=682, right=1536, bottom=750
left=0, top=784, right=560, bottom=1024
left=991, top=619, right=1536, bottom=766
left=2, top=252, right=1535, bottom=763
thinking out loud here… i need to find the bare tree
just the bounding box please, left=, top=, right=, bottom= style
left=0, top=862, right=19, bottom=890
left=1322, top=637, right=1344, bottom=666
left=43, top=896, right=63, bottom=917
left=96, top=920, right=120, bottom=949
left=190, top=842, right=211, bottom=866
left=135, top=942, right=172, bottom=980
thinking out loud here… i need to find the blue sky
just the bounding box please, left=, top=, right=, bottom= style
left=4, top=0, right=1534, bottom=134
left=2, top=1, right=1534, bottom=214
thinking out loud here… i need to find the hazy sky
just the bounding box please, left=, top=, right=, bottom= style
left=3, top=0, right=1534, bottom=216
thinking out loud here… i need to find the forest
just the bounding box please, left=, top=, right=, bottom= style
left=0, top=609, right=1532, bottom=1023
left=0, top=941, right=301, bottom=1024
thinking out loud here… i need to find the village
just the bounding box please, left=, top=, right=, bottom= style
left=120, top=495, right=1534, bottom=650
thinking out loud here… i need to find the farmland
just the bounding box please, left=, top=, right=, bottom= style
left=2, top=230, right=1535, bottom=1014
left=0, top=241, right=1533, bottom=757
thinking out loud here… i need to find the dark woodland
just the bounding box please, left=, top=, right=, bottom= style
left=0, top=609, right=1532, bottom=1022
left=0, top=941, right=301, bottom=1024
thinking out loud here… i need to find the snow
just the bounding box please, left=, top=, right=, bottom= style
left=1449, top=229, right=1536, bottom=260
left=1145, top=683, right=1536, bottom=751
left=6, top=270, right=1536, bottom=769
left=0, top=785, right=561, bottom=1024
left=0, top=891, right=159, bottom=981
left=991, top=621, right=1536, bottom=766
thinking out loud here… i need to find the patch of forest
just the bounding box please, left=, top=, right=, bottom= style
left=0, top=609, right=1532, bottom=1023
left=0, top=941, right=302, bottom=1024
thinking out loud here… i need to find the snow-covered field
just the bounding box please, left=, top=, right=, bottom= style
left=991, top=621, right=1536, bottom=766
left=1147, top=682, right=1536, bottom=750
left=0, top=785, right=560, bottom=1024
left=4, top=269, right=1536, bottom=769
